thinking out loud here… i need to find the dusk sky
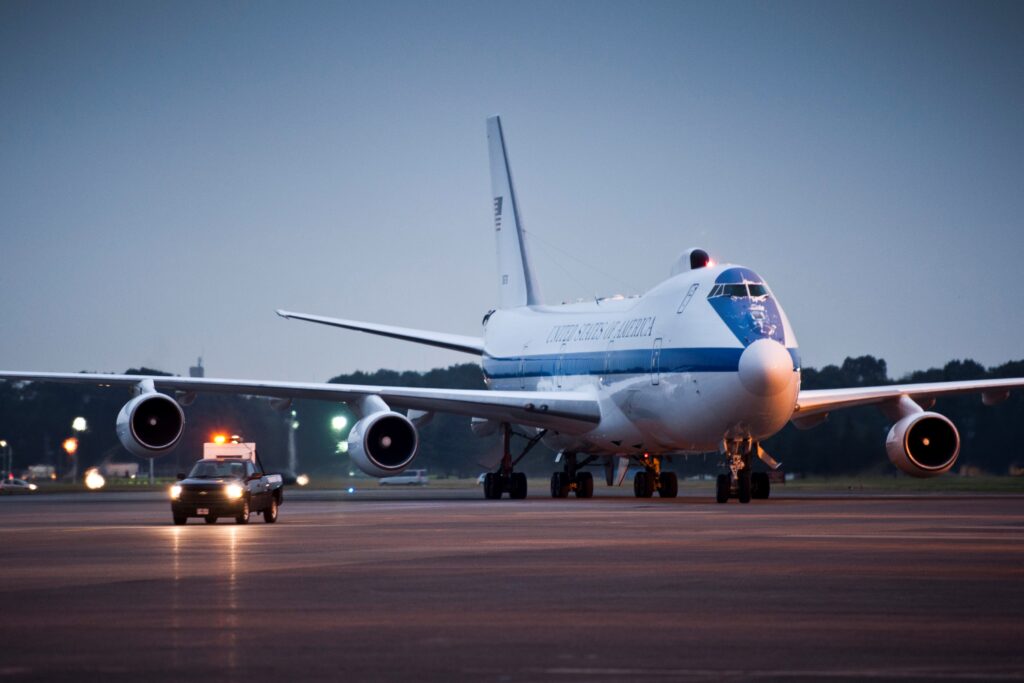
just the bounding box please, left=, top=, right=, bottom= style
left=2, top=1, right=1022, bottom=382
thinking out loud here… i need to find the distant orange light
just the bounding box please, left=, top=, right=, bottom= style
left=212, top=434, right=227, bottom=445
left=62, top=437, right=78, bottom=455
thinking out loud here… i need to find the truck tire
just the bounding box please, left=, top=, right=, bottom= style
left=204, top=516, right=218, bottom=524
left=235, top=499, right=250, bottom=524
left=172, top=514, right=187, bottom=525
left=263, top=498, right=279, bottom=523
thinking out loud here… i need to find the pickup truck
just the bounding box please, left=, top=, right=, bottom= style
left=170, top=456, right=283, bottom=525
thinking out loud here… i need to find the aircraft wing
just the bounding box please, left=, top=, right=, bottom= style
left=0, top=371, right=600, bottom=434
left=276, top=310, right=484, bottom=355
left=794, top=377, right=1024, bottom=419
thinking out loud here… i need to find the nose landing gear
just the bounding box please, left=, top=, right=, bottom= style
left=716, top=439, right=776, bottom=503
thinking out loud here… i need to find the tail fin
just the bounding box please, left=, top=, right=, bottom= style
left=487, top=116, right=542, bottom=309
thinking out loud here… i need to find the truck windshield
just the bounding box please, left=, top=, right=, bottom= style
left=189, top=461, right=245, bottom=479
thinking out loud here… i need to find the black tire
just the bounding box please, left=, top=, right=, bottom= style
left=509, top=472, right=528, bottom=500
left=173, top=514, right=187, bottom=525
left=204, top=516, right=218, bottom=524
left=715, top=474, right=731, bottom=504
left=751, top=472, right=771, bottom=500
left=737, top=470, right=752, bottom=504
left=235, top=499, right=250, bottom=524
left=550, top=472, right=570, bottom=498
left=658, top=472, right=678, bottom=498
left=263, top=497, right=279, bottom=523
left=483, top=473, right=502, bottom=500
left=633, top=471, right=654, bottom=498
left=574, top=472, right=594, bottom=498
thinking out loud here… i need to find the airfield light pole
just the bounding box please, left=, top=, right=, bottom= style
left=70, top=417, right=87, bottom=483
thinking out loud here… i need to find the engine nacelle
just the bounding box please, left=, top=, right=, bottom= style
left=115, top=393, right=185, bottom=458
left=885, top=412, right=960, bottom=477
left=347, top=411, right=419, bottom=477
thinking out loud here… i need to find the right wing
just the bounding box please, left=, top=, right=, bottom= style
left=794, top=377, right=1024, bottom=419
left=276, top=310, right=484, bottom=355
left=0, top=371, right=599, bottom=434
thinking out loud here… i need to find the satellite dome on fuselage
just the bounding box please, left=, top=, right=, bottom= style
left=670, top=248, right=712, bottom=276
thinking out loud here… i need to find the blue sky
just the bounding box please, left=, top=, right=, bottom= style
left=1, top=0, right=1022, bottom=381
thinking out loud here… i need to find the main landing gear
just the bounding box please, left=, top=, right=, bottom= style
left=549, top=452, right=598, bottom=498
left=632, top=455, right=678, bottom=498
left=716, top=439, right=773, bottom=504
left=482, top=425, right=546, bottom=500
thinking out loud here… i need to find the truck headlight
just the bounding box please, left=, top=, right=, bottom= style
left=225, top=483, right=244, bottom=500
left=170, top=484, right=182, bottom=500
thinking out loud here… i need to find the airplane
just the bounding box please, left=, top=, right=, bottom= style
left=3, top=115, right=1023, bottom=503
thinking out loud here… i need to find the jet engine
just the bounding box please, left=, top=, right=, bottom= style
left=115, top=393, right=185, bottom=458
left=885, top=412, right=960, bottom=477
left=347, top=411, right=419, bottom=477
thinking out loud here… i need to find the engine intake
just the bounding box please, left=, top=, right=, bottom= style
left=115, top=393, right=185, bottom=458
left=885, top=412, right=960, bottom=477
left=348, top=411, right=419, bottom=477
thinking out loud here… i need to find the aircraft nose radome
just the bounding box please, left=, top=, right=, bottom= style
left=738, top=339, right=794, bottom=396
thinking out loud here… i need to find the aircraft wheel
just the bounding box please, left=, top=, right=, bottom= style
left=633, top=471, right=654, bottom=498
left=657, top=472, right=678, bottom=498
left=737, top=470, right=752, bottom=504
left=483, top=473, right=502, bottom=500
left=550, top=472, right=570, bottom=498
left=509, top=472, right=528, bottom=500
left=715, top=474, right=731, bottom=504
left=574, top=472, right=594, bottom=498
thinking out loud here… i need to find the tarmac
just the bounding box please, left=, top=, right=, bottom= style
left=1, top=489, right=1023, bottom=681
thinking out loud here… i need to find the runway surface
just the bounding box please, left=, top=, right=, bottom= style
left=1, top=491, right=1023, bottom=681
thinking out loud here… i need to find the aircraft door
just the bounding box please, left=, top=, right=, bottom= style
left=677, top=283, right=699, bottom=314
left=651, top=338, right=662, bottom=385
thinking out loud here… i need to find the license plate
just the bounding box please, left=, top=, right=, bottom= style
left=196, top=508, right=209, bottom=516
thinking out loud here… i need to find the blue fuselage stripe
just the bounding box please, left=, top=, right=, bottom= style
left=482, top=347, right=801, bottom=380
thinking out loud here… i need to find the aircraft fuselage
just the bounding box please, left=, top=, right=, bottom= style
left=482, top=263, right=801, bottom=456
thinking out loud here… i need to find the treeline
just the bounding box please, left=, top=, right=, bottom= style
left=1, top=356, right=1022, bottom=480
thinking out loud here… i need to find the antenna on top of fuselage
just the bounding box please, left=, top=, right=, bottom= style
left=487, top=116, right=542, bottom=309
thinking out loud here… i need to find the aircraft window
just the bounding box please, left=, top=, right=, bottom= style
left=723, top=284, right=748, bottom=297
left=747, top=284, right=768, bottom=297
left=707, top=284, right=722, bottom=298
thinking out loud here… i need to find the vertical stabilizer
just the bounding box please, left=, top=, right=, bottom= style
left=487, top=116, right=542, bottom=308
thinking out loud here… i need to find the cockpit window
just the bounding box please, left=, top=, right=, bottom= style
left=707, top=282, right=769, bottom=299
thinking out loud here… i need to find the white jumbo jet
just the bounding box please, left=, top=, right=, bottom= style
left=4, top=116, right=1023, bottom=503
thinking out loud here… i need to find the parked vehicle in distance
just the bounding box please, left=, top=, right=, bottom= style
left=379, top=469, right=429, bottom=486
left=0, top=478, right=38, bottom=494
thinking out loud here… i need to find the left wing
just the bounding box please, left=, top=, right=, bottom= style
left=276, top=310, right=484, bottom=355
left=795, top=377, right=1024, bottom=418
left=0, top=371, right=600, bottom=434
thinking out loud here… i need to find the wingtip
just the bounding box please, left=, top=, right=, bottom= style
left=276, top=309, right=291, bottom=319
